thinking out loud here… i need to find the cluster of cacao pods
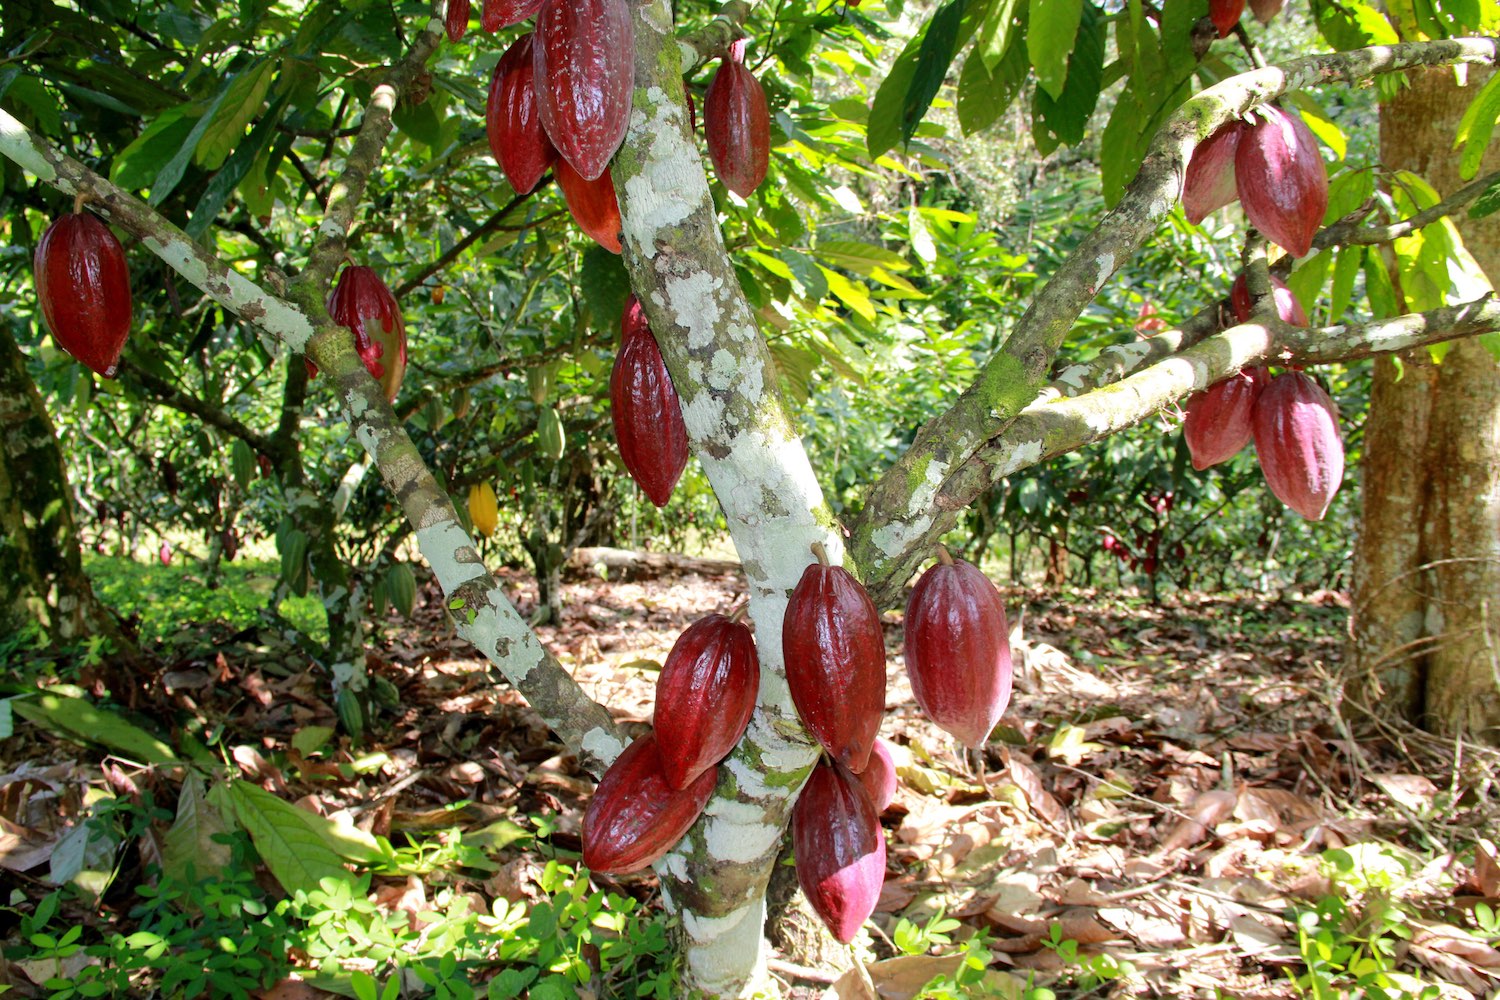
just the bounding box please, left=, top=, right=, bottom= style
left=1183, top=104, right=1328, bottom=258
left=704, top=39, right=771, bottom=198
left=610, top=295, right=689, bottom=506
left=305, top=264, right=409, bottom=403
left=34, top=201, right=133, bottom=379
left=583, top=607, right=758, bottom=873
left=1182, top=275, right=1343, bottom=519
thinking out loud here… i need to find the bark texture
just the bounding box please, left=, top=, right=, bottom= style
left=1350, top=66, right=1500, bottom=741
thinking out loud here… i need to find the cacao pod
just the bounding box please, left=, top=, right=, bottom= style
left=1252, top=371, right=1344, bottom=521
left=1183, top=122, right=1244, bottom=225
left=582, top=732, right=718, bottom=875
left=857, top=738, right=897, bottom=814
left=1230, top=272, right=1308, bottom=327
left=554, top=157, right=623, bottom=254
left=532, top=0, right=633, bottom=181
left=783, top=543, right=885, bottom=773
left=610, top=296, right=689, bottom=507
left=482, top=0, right=541, bottom=32
left=704, top=39, right=771, bottom=198
left=222, top=528, right=239, bottom=562
left=324, top=265, right=408, bottom=403
left=159, top=541, right=172, bottom=566
left=34, top=210, right=133, bottom=378
left=1235, top=106, right=1328, bottom=258
left=792, top=759, right=885, bottom=943
left=1209, top=0, right=1243, bottom=37
left=386, top=562, right=418, bottom=618
left=445, top=0, right=469, bottom=42
left=468, top=483, right=499, bottom=538
left=1183, top=366, right=1268, bottom=470
left=486, top=33, right=557, bottom=196
left=902, top=548, right=1012, bottom=749
left=654, top=612, right=760, bottom=789
left=1248, top=0, right=1284, bottom=22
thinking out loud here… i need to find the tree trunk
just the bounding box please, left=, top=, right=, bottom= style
left=1349, top=67, right=1500, bottom=740
left=0, top=322, right=133, bottom=654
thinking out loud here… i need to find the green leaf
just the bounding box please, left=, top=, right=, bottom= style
left=868, top=0, right=986, bottom=157
left=149, top=76, right=239, bottom=206
left=901, top=0, right=968, bottom=149
left=1287, top=250, right=1332, bottom=323
left=820, top=267, right=877, bottom=322
left=218, top=782, right=379, bottom=895
left=1471, top=175, right=1500, bottom=219
left=770, top=343, right=821, bottom=405
left=813, top=240, right=913, bottom=275
left=195, top=60, right=277, bottom=171
left=1329, top=245, right=1362, bottom=323
left=580, top=245, right=632, bottom=329
left=1363, top=247, right=1400, bottom=318
left=956, top=35, right=1027, bottom=136
left=537, top=406, right=565, bottom=463
left=11, top=695, right=175, bottom=764
left=230, top=438, right=257, bottom=491
left=1028, top=0, right=1084, bottom=100
left=1311, top=0, right=1399, bottom=50
left=111, top=108, right=199, bottom=192
left=162, top=778, right=232, bottom=885
left=291, top=724, right=336, bottom=758
left=187, top=94, right=287, bottom=239
left=1284, top=93, right=1347, bottom=161
left=977, top=0, right=1022, bottom=71
left=1454, top=69, right=1500, bottom=181
left=1031, top=2, right=1104, bottom=148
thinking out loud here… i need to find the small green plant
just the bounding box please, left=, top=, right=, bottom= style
left=891, top=906, right=962, bottom=956
left=1040, top=922, right=1134, bottom=992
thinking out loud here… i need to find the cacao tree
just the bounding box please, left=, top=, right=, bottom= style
left=2, top=0, right=1499, bottom=993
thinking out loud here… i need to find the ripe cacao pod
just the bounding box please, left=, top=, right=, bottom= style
left=554, top=157, right=623, bottom=254
left=468, top=483, right=499, bottom=538
left=1252, top=371, right=1344, bottom=521
left=322, top=265, right=408, bottom=403
left=582, top=732, right=718, bottom=875
left=1230, top=272, right=1308, bottom=327
left=481, top=0, right=540, bottom=32
left=159, top=541, right=172, bottom=566
left=654, top=612, right=760, bottom=789
left=34, top=210, right=133, bottom=378
left=704, top=39, right=771, bottom=198
left=610, top=296, right=689, bottom=507
left=1209, top=0, right=1243, bottom=37
left=857, top=738, right=897, bottom=814
left=1183, top=366, right=1268, bottom=470
left=793, top=759, right=885, bottom=943
left=783, top=544, right=886, bottom=773
left=445, top=0, right=469, bottom=42
left=532, top=0, right=633, bottom=181
left=1235, top=106, right=1328, bottom=258
left=1248, top=0, right=1284, bottom=22
left=1183, top=122, right=1244, bottom=225
left=487, top=33, right=557, bottom=196
left=902, top=548, right=1012, bottom=749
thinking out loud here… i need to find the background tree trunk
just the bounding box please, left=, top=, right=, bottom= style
left=1350, top=67, right=1500, bottom=741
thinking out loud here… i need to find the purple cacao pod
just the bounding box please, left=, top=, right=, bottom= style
left=1235, top=106, right=1328, bottom=258
left=1183, top=366, right=1269, bottom=470
left=654, top=613, right=760, bottom=789
left=857, top=738, right=897, bottom=814
left=1252, top=371, right=1344, bottom=520
left=704, top=39, right=770, bottom=198
left=533, top=0, right=633, bottom=181
left=34, top=211, right=133, bottom=378
left=610, top=296, right=689, bottom=507
left=902, top=550, right=1012, bottom=749
left=1230, top=272, right=1308, bottom=327
left=487, top=34, right=557, bottom=196
left=1183, top=122, right=1244, bottom=225
left=481, top=0, right=540, bottom=32
left=1248, top=0, right=1284, bottom=22
left=793, top=759, right=885, bottom=943
left=444, top=0, right=469, bottom=42
left=582, top=732, right=717, bottom=875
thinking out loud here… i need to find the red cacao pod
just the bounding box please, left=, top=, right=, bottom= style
left=481, top=0, right=540, bottom=32
left=1235, top=106, right=1328, bottom=258
left=857, top=738, right=897, bottom=814
left=159, top=541, right=172, bottom=566
left=34, top=211, right=132, bottom=378
left=582, top=732, right=717, bottom=875
left=532, top=0, right=633, bottom=181
left=654, top=612, right=760, bottom=790
left=1230, top=272, right=1308, bottom=327
left=1248, top=0, right=1284, bottom=22
left=783, top=544, right=886, bottom=773
left=1183, top=122, right=1244, bottom=225
left=1209, top=0, right=1243, bottom=36
left=326, top=265, right=408, bottom=403
left=902, top=549, right=1012, bottom=749
left=704, top=39, right=770, bottom=198
left=554, top=157, right=623, bottom=254
left=610, top=295, right=689, bottom=507
left=1183, top=366, right=1268, bottom=470
left=793, top=759, right=885, bottom=943
left=487, top=33, right=557, bottom=196
left=445, top=0, right=469, bottom=42
left=1252, top=371, right=1344, bottom=520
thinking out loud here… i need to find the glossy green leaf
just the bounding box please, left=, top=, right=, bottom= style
left=1028, top=0, right=1083, bottom=100
left=195, top=59, right=277, bottom=171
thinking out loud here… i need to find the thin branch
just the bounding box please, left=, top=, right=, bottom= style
left=393, top=190, right=536, bottom=298
left=677, top=0, right=756, bottom=71
left=1316, top=168, right=1500, bottom=249
left=117, top=360, right=273, bottom=454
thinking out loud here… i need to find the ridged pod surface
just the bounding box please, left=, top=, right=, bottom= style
left=532, top=0, right=633, bottom=180
left=610, top=296, right=689, bottom=507
left=555, top=157, right=623, bottom=254
left=1183, top=367, right=1268, bottom=470
left=481, top=0, right=540, bottom=32
left=793, top=759, right=885, bottom=943
left=783, top=546, right=886, bottom=772
left=1209, top=0, right=1244, bottom=36
left=444, top=0, right=469, bottom=42
left=1230, top=272, right=1308, bottom=327
left=704, top=39, right=770, bottom=197
left=654, top=613, right=760, bottom=789
left=34, top=212, right=132, bottom=378
left=487, top=34, right=556, bottom=196
left=1252, top=372, right=1344, bottom=520
left=1235, top=106, right=1328, bottom=258
left=326, top=265, right=408, bottom=403
left=857, top=738, right=897, bottom=814
left=1183, top=122, right=1244, bottom=225
left=902, top=550, right=1012, bottom=749
left=582, top=732, right=717, bottom=875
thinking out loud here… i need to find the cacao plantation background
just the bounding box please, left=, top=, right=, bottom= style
left=1, top=0, right=1499, bottom=995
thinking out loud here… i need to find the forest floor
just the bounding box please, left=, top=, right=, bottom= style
left=2, top=558, right=1499, bottom=999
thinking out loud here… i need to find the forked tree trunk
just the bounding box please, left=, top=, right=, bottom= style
left=1349, top=67, right=1500, bottom=741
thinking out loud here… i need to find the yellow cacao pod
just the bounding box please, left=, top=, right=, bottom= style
left=468, top=483, right=499, bottom=538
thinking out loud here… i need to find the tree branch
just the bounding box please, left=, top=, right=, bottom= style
left=1316, top=168, right=1500, bottom=249
left=393, top=191, right=538, bottom=298
left=117, top=360, right=273, bottom=454
left=677, top=0, right=755, bottom=71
